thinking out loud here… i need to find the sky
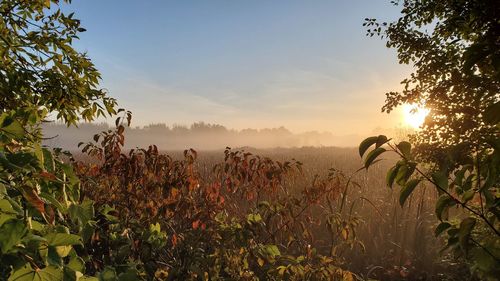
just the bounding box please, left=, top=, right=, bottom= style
left=66, top=0, right=412, bottom=135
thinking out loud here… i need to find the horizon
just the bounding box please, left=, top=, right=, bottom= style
left=63, top=0, right=412, bottom=135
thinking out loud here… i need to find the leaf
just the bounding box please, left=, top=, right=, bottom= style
left=458, top=217, right=476, bottom=254
left=42, top=148, right=55, bottom=173
left=117, top=268, right=139, bottom=281
left=61, top=164, right=79, bottom=186
left=8, top=264, right=34, bottom=281
left=277, top=266, right=287, bottom=275
left=47, top=246, right=63, bottom=266
left=22, top=186, right=45, bottom=214
left=8, top=264, right=63, bottom=281
left=386, top=164, right=400, bottom=189
left=435, top=222, right=451, bottom=237
left=247, top=213, right=262, bottom=224
left=359, top=136, right=378, bottom=157
left=431, top=171, right=448, bottom=191
left=396, top=141, right=411, bottom=158
left=395, top=162, right=416, bottom=185
left=264, top=244, right=281, bottom=257
left=39, top=193, right=67, bottom=214
left=364, top=147, right=386, bottom=169
left=399, top=179, right=420, bottom=206
left=99, top=267, right=117, bottom=281
left=375, top=135, right=389, bottom=148
left=435, top=195, right=456, bottom=220
left=0, top=219, right=27, bottom=253
left=68, top=200, right=94, bottom=226
left=44, top=233, right=82, bottom=247
left=62, top=267, right=79, bottom=281
left=1, top=116, right=25, bottom=139
left=67, top=256, right=85, bottom=272
left=462, top=190, right=475, bottom=202
left=0, top=199, right=17, bottom=226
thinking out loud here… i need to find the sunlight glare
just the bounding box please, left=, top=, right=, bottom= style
left=403, top=104, right=429, bottom=129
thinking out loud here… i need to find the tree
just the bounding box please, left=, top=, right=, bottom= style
left=365, top=0, right=499, bottom=157
left=0, top=0, right=117, bottom=125
left=360, top=0, right=499, bottom=279
left=0, top=1, right=118, bottom=279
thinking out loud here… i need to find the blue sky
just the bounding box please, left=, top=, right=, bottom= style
left=67, top=0, right=410, bottom=134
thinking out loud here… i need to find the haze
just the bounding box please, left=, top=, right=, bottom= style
left=64, top=0, right=412, bottom=137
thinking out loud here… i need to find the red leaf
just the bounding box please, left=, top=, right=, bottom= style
left=22, top=186, right=45, bottom=214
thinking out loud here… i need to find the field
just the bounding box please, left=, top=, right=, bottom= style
left=148, top=146, right=465, bottom=280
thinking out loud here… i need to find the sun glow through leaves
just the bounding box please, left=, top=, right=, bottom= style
left=403, top=104, right=429, bottom=129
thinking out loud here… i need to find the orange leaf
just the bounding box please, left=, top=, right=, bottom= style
left=192, top=219, right=200, bottom=230
left=39, top=171, right=56, bottom=181
left=22, top=186, right=45, bottom=214
left=172, top=234, right=178, bottom=247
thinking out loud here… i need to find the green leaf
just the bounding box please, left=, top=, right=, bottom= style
left=0, top=219, right=27, bottom=253
left=99, top=267, right=117, bottom=281
left=117, top=269, right=139, bottom=281
left=399, top=179, right=420, bottom=206
left=0, top=199, right=17, bottom=226
left=364, top=147, right=386, bottom=169
left=375, top=135, right=389, bottom=148
left=1, top=116, right=25, bottom=139
left=435, top=194, right=456, bottom=220
left=62, top=267, right=80, bottom=281
left=67, top=256, right=85, bottom=273
left=359, top=136, right=378, bottom=157
left=386, top=164, right=400, bottom=189
left=42, top=148, right=55, bottom=173
left=60, top=163, right=79, bottom=186
left=8, top=264, right=63, bottom=281
left=264, top=244, right=281, bottom=257
left=396, top=141, right=411, bottom=158
left=435, top=222, right=451, bottom=237
left=247, top=213, right=262, bottom=224
left=458, top=217, right=476, bottom=254
left=395, top=162, right=416, bottom=185
left=68, top=200, right=94, bottom=226
left=39, top=193, right=67, bottom=214
left=44, top=233, right=82, bottom=247
left=431, top=171, right=448, bottom=191
left=47, top=246, right=63, bottom=266
left=461, top=190, right=475, bottom=202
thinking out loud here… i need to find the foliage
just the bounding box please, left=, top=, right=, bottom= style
left=0, top=109, right=100, bottom=280
left=74, top=120, right=360, bottom=280
left=364, top=0, right=499, bottom=156
left=0, top=0, right=117, bottom=124
left=362, top=0, right=500, bottom=279
left=0, top=0, right=117, bottom=280
left=360, top=135, right=500, bottom=279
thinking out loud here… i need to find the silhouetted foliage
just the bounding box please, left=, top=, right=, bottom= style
left=362, top=0, right=500, bottom=279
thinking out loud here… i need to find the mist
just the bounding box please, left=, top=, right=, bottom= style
left=42, top=121, right=370, bottom=151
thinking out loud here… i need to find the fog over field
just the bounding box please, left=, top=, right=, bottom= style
left=42, top=122, right=404, bottom=151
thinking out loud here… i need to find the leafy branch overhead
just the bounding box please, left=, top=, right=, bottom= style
left=360, top=0, right=500, bottom=278
left=0, top=0, right=117, bottom=125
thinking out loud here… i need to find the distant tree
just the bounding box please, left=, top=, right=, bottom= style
left=361, top=0, right=499, bottom=278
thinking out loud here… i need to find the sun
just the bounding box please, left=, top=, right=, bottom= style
left=402, top=104, right=430, bottom=129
